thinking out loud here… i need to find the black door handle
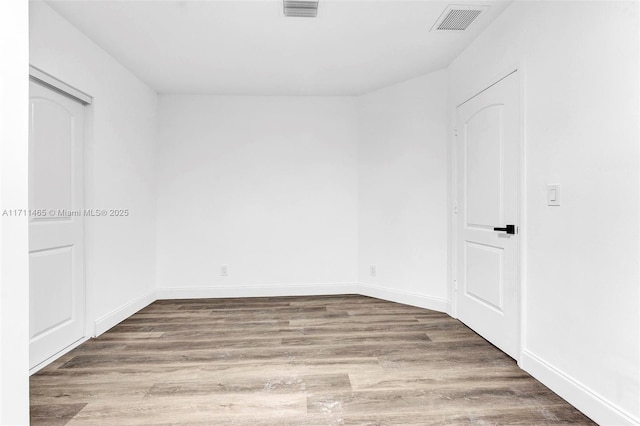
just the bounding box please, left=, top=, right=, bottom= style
left=493, top=224, right=516, bottom=234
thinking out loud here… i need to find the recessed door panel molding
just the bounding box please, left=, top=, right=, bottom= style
left=464, top=241, right=504, bottom=313
left=29, top=79, right=86, bottom=371
left=29, top=246, right=74, bottom=341
left=456, top=70, right=520, bottom=359
left=465, top=104, right=504, bottom=229
left=29, top=98, right=75, bottom=222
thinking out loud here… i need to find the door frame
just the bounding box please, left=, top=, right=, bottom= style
left=28, top=65, right=94, bottom=374
left=448, top=61, right=527, bottom=362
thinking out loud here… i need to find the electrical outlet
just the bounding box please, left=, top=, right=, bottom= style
left=369, top=265, right=377, bottom=277
left=220, top=265, right=228, bottom=277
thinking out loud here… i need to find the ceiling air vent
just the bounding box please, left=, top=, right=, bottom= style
left=283, top=0, right=319, bottom=18
left=431, top=5, right=488, bottom=31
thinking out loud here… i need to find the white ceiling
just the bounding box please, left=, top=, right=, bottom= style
left=46, top=0, right=512, bottom=95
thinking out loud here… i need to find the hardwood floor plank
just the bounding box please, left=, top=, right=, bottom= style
left=65, top=394, right=308, bottom=426
left=145, top=373, right=351, bottom=397
left=30, top=382, right=154, bottom=405
left=30, top=403, right=87, bottom=426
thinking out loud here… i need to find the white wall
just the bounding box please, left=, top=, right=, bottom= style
left=156, top=95, right=358, bottom=297
left=449, top=1, right=639, bottom=424
left=0, top=0, right=30, bottom=422
left=30, top=1, right=158, bottom=335
left=357, top=71, right=449, bottom=311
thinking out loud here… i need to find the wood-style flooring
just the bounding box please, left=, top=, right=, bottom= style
left=30, top=295, right=595, bottom=425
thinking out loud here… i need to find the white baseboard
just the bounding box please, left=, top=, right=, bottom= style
left=156, top=282, right=359, bottom=300
left=520, top=349, right=639, bottom=426
left=358, top=282, right=448, bottom=313
left=94, top=289, right=156, bottom=337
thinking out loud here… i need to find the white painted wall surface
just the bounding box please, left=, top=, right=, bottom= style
left=30, top=2, right=158, bottom=334
left=0, top=0, right=29, bottom=422
left=357, top=71, right=449, bottom=311
left=156, top=96, right=358, bottom=295
left=449, top=2, right=639, bottom=423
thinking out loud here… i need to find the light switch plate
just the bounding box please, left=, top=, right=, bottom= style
left=547, top=184, right=560, bottom=206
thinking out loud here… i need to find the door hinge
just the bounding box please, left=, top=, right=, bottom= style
left=453, top=279, right=458, bottom=292
left=453, top=203, right=458, bottom=214
left=454, top=128, right=458, bottom=137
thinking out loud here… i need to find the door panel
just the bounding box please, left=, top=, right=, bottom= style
left=456, top=72, right=520, bottom=359
left=466, top=105, right=503, bottom=228
left=29, top=80, right=85, bottom=370
left=465, top=241, right=504, bottom=312
left=30, top=99, right=73, bottom=213
left=29, top=246, right=74, bottom=339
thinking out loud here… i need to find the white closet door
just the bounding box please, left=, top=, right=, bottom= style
left=29, top=80, right=86, bottom=370
left=456, top=71, right=521, bottom=359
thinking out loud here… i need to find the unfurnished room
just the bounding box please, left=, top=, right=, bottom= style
left=0, top=0, right=638, bottom=424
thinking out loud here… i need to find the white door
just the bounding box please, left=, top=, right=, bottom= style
left=29, top=80, right=86, bottom=370
left=456, top=71, right=520, bottom=359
